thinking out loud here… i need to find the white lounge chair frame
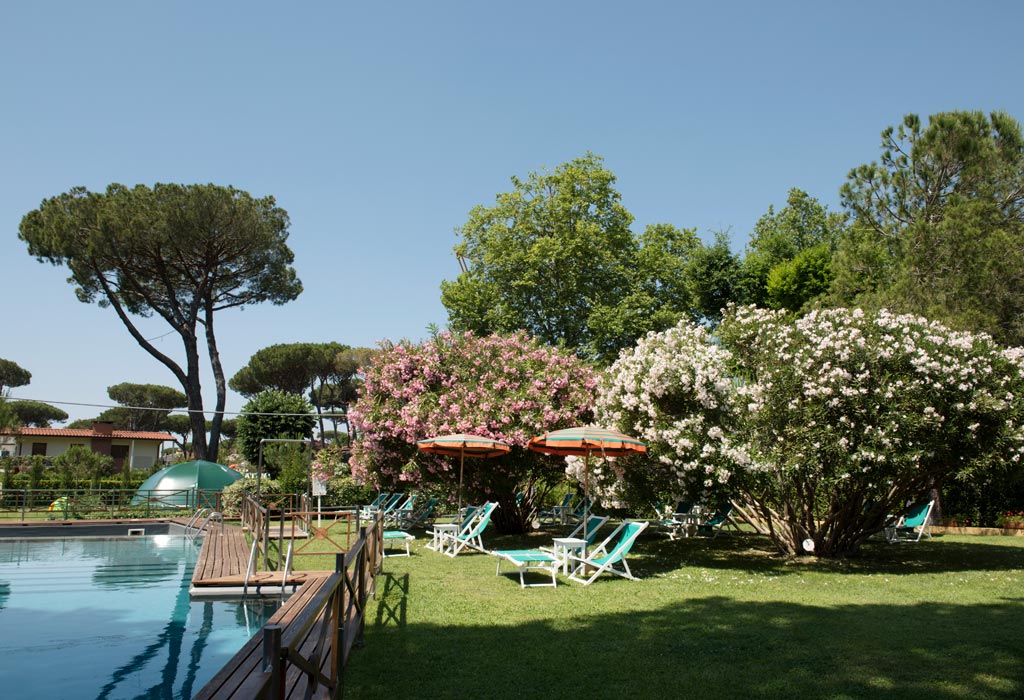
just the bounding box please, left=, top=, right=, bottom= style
left=493, top=549, right=559, bottom=588
left=885, top=500, right=934, bottom=543
left=566, top=519, right=649, bottom=585
left=442, top=501, right=498, bottom=557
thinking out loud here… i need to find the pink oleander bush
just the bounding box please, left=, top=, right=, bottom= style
left=349, top=331, right=597, bottom=530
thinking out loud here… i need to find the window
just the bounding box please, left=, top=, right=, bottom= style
left=31, top=443, right=47, bottom=456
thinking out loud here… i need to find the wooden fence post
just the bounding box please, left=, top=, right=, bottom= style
left=262, top=624, right=283, bottom=699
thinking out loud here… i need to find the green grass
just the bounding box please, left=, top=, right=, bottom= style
left=329, top=526, right=1024, bottom=700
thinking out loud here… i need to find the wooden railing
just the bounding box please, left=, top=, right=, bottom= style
left=290, top=509, right=359, bottom=558
left=195, top=511, right=384, bottom=699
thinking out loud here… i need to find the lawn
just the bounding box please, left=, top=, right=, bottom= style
left=331, top=526, right=1024, bottom=700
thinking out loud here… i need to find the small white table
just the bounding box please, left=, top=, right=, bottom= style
left=551, top=537, right=587, bottom=575
left=428, top=523, right=460, bottom=551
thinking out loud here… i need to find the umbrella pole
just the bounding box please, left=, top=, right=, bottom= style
left=583, top=450, right=590, bottom=558
left=458, top=450, right=465, bottom=517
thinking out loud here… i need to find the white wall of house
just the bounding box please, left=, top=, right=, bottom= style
left=1, top=437, right=164, bottom=470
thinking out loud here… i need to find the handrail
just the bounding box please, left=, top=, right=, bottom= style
left=242, top=538, right=259, bottom=598
left=185, top=507, right=211, bottom=532
left=280, top=541, right=294, bottom=592
left=189, top=511, right=223, bottom=542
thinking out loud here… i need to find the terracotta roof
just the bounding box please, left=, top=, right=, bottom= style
left=0, top=427, right=174, bottom=441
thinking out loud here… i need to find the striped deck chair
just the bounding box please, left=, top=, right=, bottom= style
left=443, top=501, right=499, bottom=557
left=426, top=505, right=479, bottom=551
left=695, top=504, right=733, bottom=538
left=885, top=500, right=934, bottom=543
left=566, top=520, right=650, bottom=585
left=493, top=549, right=560, bottom=588
left=538, top=493, right=575, bottom=526
left=396, top=497, right=439, bottom=530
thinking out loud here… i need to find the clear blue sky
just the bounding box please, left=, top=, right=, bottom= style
left=3, top=1, right=1023, bottom=423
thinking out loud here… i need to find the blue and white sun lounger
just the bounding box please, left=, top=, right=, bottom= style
left=493, top=549, right=559, bottom=588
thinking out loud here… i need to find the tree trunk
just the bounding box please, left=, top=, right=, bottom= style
left=203, top=301, right=225, bottom=463
left=491, top=492, right=529, bottom=534
left=183, top=332, right=208, bottom=461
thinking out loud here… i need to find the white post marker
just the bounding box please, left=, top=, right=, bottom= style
left=312, top=477, right=327, bottom=527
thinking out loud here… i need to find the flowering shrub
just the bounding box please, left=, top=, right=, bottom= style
left=996, top=510, right=1024, bottom=526
left=312, top=444, right=346, bottom=482
left=349, top=331, right=597, bottom=531
left=598, top=306, right=1024, bottom=556
left=597, top=321, right=749, bottom=504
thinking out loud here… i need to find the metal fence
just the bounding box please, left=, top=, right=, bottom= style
left=0, top=488, right=224, bottom=520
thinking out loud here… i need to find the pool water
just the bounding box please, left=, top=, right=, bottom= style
left=0, top=535, right=280, bottom=699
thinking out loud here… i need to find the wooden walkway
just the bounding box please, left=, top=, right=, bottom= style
left=192, top=514, right=383, bottom=700
left=193, top=573, right=337, bottom=700
left=189, top=520, right=316, bottom=589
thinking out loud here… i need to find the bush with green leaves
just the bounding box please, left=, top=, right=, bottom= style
left=235, top=390, right=316, bottom=472
left=274, top=444, right=311, bottom=496
left=51, top=446, right=114, bottom=489
left=220, top=476, right=281, bottom=517
left=323, top=474, right=373, bottom=508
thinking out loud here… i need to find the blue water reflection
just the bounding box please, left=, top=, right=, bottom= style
left=0, top=536, right=280, bottom=699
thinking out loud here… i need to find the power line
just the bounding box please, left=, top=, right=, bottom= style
left=5, top=396, right=345, bottom=419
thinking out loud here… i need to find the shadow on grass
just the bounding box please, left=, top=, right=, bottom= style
left=482, top=528, right=1024, bottom=581
left=347, top=594, right=1024, bottom=700
left=638, top=532, right=1024, bottom=578
left=376, top=572, right=409, bottom=627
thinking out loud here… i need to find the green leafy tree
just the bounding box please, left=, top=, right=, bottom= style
left=835, top=110, right=1024, bottom=345
left=235, top=390, right=315, bottom=475
left=441, top=153, right=637, bottom=361
left=0, top=399, right=15, bottom=432
left=162, top=414, right=195, bottom=455
left=324, top=346, right=378, bottom=439
left=588, top=223, right=703, bottom=362
left=19, top=183, right=303, bottom=462
left=739, top=189, right=846, bottom=310
left=0, top=358, right=31, bottom=395
left=7, top=400, right=68, bottom=427
left=764, top=243, right=834, bottom=311
left=685, top=231, right=742, bottom=325
left=106, top=383, right=187, bottom=431
left=230, top=342, right=349, bottom=438
left=53, top=445, right=112, bottom=489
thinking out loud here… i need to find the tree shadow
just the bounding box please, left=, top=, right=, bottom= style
left=348, top=595, right=1024, bottom=699
left=630, top=531, right=1024, bottom=578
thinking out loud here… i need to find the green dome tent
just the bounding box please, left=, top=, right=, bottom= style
left=132, top=460, right=242, bottom=509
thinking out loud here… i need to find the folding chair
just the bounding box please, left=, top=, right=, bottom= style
left=566, top=520, right=650, bottom=585
left=885, top=500, right=934, bottom=543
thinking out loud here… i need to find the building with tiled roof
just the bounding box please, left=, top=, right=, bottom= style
left=0, top=422, right=173, bottom=470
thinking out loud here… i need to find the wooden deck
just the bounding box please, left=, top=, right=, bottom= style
left=190, top=519, right=322, bottom=589
left=193, top=573, right=338, bottom=700
left=193, top=513, right=382, bottom=700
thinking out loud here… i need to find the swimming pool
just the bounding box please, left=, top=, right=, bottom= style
left=0, top=535, right=280, bottom=699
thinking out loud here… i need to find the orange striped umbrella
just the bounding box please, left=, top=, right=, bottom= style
left=528, top=426, right=647, bottom=548
left=417, top=434, right=511, bottom=513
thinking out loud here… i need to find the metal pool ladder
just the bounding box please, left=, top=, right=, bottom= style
left=187, top=509, right=223, bottom=541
